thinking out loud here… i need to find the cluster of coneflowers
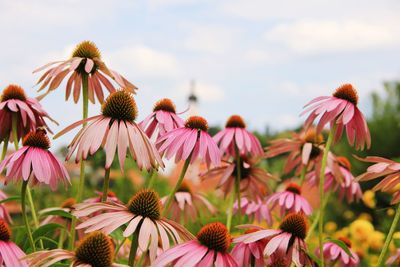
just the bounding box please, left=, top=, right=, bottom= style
left=0, top=40, right=399, bottom=267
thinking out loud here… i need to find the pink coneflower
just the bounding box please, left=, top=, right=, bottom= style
left=356, top=156, right=400, bottom=204
left=55, top=90, right=163, bottom=172
left=0, top=190, right=12, bottom=224
left=73, top=189, right=193, bottom=263
left=213, top=115, right=263, bottom=157
left=387, top=248, right=400, bottom=266
left=33, top=40, right=136, bottom=103
left=0, top=219, right=27, bottom=266
left=231, top=228, right=267, bottom=267
left=233, top=197, right=272, bottom=225
left=157, top=115, right=221, bottom=167
left=0, top=129, right=70, bottom=189
left=153, top=222, right=238, bottom=267
left=234, top=213, right=310, bottom=267
left=307, top=156, right=362, bottom=203
left=0, top=84, right=56, bottom=145
left=139, top=98, right=184, bottom=140
left=318, top=237, right=360, bottom=267
left=201, top=157, right=275, bottom=198
left=160, top=181, right=216, bottom=223
left=267, top=183, right=312, bottom=216
left=24, top=231, right=124, bottom=266
left=301, top=84, right=370, bottom=150
left=265, top=128, right=324, bottom=175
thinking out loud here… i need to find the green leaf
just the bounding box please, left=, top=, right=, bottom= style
left=306, top=251, right=321, bottom=266
left=39, top=209, right=73, bottom=219
left=325, top=238, right=354, bottom=259
left=0, top=196, right=20, bottom=204
left=32, top=223, right=64, bottom=241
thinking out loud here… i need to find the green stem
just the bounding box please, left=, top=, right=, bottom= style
left=162, top=157, right=191, bottom=216
left=235, top=148, right=242, bottom=224
left=318, top=126, right=335, bottom=267
left=128, top=229, right=140, bottom=266
left=58, top=225, right=66, bottom=249
left=69, top=73, right=89, bottom=250
left=299, top=164, right=307, bottom=186
left=1, top=136, right=8, bottom=161
left=101, top=168, right=111, bottom=202
left=145, top=170, right=156, bottom=189
left=21, top=180, right=36, bottom=251
left=377, top=204, right=400, bottom=266
left=226, top=191, right=235, bottom=231
left=26, top=187, right=43, bottom=249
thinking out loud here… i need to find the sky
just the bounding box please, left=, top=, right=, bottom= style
left=0, top=0, right=399, bottom=149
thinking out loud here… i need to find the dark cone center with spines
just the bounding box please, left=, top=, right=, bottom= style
left=72, top=41, right=101, bottom=59
left=127, top=189, right=161, bottom=220
left=225, top=115, right=246, bottom=128
left=177, top=181, right=192, bottom=193
left=338, top=237, right=352, bottom=248
left=153, top=98, right=176, bottom=113
left=304, top=128, right=323, bottom=144
left=0, top=220, right=11, bottom=241
left=1, top=84, right=27, bottom=102
left=233, top=158, right=251, bottom=180
left=22, top=129, right=50, bottom=149
left=333, top=84, right=358, bottom=105
left=185, top=116, right=208, bottom=132
left=196, top=222, right=231, bottom=253
left=75, top=231, right=114, bottom=267
left=102, top=90, right=138, bottom=122
left=285, top=183, right=301, bottom=195
left=279, top=213, right=307, bottom=240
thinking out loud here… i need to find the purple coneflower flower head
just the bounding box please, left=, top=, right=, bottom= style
left=0, top=84, right=56, bottom=144
left=267, top=183, right=312, bottom=216
left=233, top=197, right=272, bottom=225
left=157, top=115, right=221, bottom=167
left=0, top=129, right=70, bottom=190
left=84, top=190, right=122, bottom=204
left=33, top=40, right=137, bottom=103
left=24, top=231, right=125, bottom=266
left=356, top=156, right=400, bottom=204
left=73, top=189, right=193, bottom=262
left=214, top=115, right=263, bottom=157
left=54, top=90, right=164, bottom=172
left=317, top=237, right=360, bottom=267
left=232, top=228, right=267, bottom=267
left=139, top=98, right=184, bottom=140
left=0, top=219, right=27, bottom=267
left=234, top=213, right=310, bottom=267
left=307, top=156, right=362, bottom=203
left=265, top=127, right=324, bottom=175
left=153, top=222, right=238, bottom=267
left=160, top=181, right=216, bottom=224
left=301, top=84, right=371, bottom=150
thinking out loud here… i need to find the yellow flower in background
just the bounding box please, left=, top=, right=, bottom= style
left=344, top=210, right=354, bottom=220
left=358, top=213, right=373, bottom=222
left=325, top=221, right=337, bottom=233
left=368, top=231, right=385, bottom=250
left=387, top=208, right=395, bottom=216
left=350, top=219, right=374, bottom=242
left=362, top=190, right=376, bottom=208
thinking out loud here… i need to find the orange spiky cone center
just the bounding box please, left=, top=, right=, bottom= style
left=197, top=222, right=231, bottom=252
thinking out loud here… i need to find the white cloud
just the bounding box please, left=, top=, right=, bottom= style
left=183, top=26, right=238, bottom=54
left=106, top=45, right=181, bottom=78
left=264, top=19, right=400, bottom=54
